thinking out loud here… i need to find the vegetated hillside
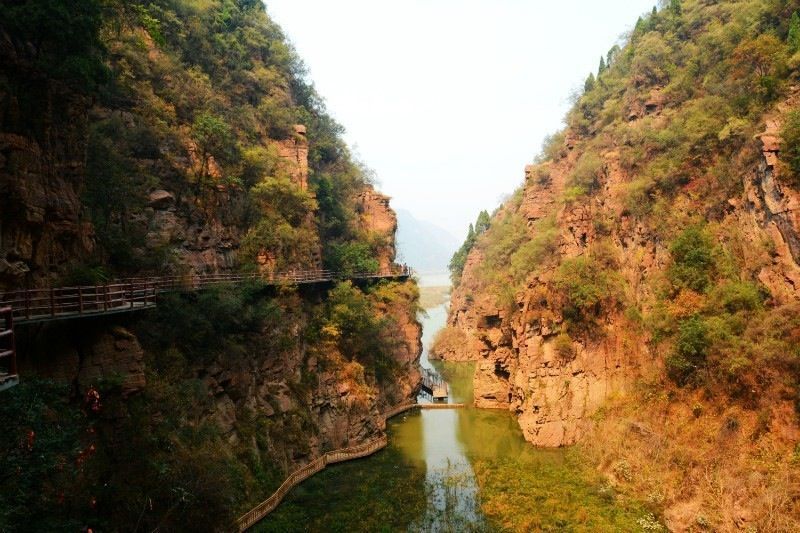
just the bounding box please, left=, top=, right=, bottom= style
left=0, top=0, right=391, bottom=286
left=435, top=0, right=800, bottom=529
left=0, top=1, right=420, bottom=531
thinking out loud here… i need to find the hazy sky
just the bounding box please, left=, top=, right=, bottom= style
left=265, top=0, right=656, bottom=240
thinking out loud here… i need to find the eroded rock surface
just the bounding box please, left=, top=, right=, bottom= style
left=439, top=89, right=800, bottom=449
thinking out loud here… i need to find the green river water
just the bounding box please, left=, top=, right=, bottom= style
left=256, top=296, right=654, bottom=532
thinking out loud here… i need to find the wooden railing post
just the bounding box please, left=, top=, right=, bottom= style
left=103, top=284, right=109, bottom=312
left=49, top=288, right=55, bottom=318
left=6, top=309, right=16, bottom=376
left=78, top=286, right=84, bottom=315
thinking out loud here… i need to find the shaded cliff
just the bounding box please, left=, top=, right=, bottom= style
left=435, top=1, right=800, bottom=529
left=0, top=2, right=421, bottom=531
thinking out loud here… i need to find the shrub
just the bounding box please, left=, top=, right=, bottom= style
left=553, top=333, right=575, bottom=360
left=325, top=242, right=380, bottom=276
left=566, top=152, right=604, bottom=199
left=781, top=110, right=800, bottom=186
left=668, top=227, right=715, bottom=293
left=554, top=256, right=622, bottom=324
left=706, top=281, right=764, bottom=314
left=666, top=315, right=709, bottom=385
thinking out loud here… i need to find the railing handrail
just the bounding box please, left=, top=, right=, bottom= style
left=0, top=265, right=413, bottom=324
left=235, top=405, right=404, bottom=531
left=234, top=400, right=467, bottom=531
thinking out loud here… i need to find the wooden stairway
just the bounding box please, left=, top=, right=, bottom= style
left=0, top=307, right=18, bottom=391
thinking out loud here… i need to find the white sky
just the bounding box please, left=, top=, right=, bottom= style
left=265, top=0, right=656, bottom=240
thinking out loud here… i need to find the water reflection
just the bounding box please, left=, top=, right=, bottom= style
left=262, top=283, right=649, bottom=531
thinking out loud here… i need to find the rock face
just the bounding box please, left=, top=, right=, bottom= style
left=0, top=86, right=95, bottom=289
left=356, top=187, right=398, bottom=270
left=0, top=60, right=316, bottom=288
left=141, top=124, right=317, bottom=276
left=272, top=125, right=310, bottom=191
left=26, top=323, right=146, bottom=396
left=440, top=89, right=800, bottom=448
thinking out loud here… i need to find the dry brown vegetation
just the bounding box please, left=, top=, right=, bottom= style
left=581, top=386, right=800, bottom=532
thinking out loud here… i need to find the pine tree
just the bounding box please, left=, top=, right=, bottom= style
left=584, top=73, right=596, bottom=93
left=789, top=11, right=800, bottom=53
left=475, top=211, right=491, bottom=234
left=598, top=56, right=607, bottom=75
left=607, top=45, right=621, bottom=68
left=670, top=0, right=682, bottom=15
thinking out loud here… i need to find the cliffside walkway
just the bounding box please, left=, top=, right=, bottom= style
left=0, top=307, right=17, bottom=392
left=0, top=266, right=411, bottom=391
left=0, top=266, right=412, bottom=326
left=236, top=401, right=466, bottom=531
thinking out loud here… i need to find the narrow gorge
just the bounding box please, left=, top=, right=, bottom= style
left=3, top=0, right=800, bottom=532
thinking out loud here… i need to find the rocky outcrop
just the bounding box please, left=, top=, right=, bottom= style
left=440, top=89, right=800, bottom=448
left=272, top=125, right=310, bottom=191
left=26, top=323, right=146, bottom=395
left=356, top=187, right=398, bottom=270
left=0, top=87, right=95, bottom=290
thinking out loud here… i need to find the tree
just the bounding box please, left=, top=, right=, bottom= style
left=732, top=35, right=788, bottom=100
left=606, top=45, right=621, bottom=68
left=554, top=256, right=621, bottom=323
left=631, top=33, right=672, bottom=85
left=781, top=110, right=800, bottom=185
left=788, top=11, right=800, bottom=53
left=191, top=112, right=234, bottom=190
left=668, top=227, right=715, bottom=293
left=584, top=72, right=596, bottom=92
left=669, top=0, right=682, bottom=16
left=598, top=56, right=607, bottom=75
left=449, top=212, right=492, bottom=286
left=475, top=211, right=491, bottom=234
left=250, top=176, right=317, bottom=225
left=666, top=315, right=709, bottom=385
left=0, top=0, right=108, bottom=86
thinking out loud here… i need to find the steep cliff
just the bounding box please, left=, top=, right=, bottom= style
left=0, top=2, right=421, bottom=531
left=436, top=1, right=800, bottom=529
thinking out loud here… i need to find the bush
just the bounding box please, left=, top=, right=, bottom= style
left=706, top=281, right=764, bottom=314
left=782, top=110, right=800, bottom=186
left=668, top=227, right=715, bottom=293
left=553, top=333, right=575, bottom=360
left=325, top=282, right=397, bottom=383
left=325, top=242, right=380, bottom=276
left=666, top=315, right=709, bottom=385
left=567, top=152, right=605, bottom=198
left=554, top=256, right=622, bottom=324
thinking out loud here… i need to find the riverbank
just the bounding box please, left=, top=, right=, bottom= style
left=254, top=296, right=661, bottom=532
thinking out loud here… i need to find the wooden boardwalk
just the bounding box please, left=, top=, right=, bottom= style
left=0, top=266, right=412, bottom=391
left=0, top=307, right=17, bottom=392
left=236, top=401, right=466, bottom=531
left=0, top=266, right=412, bottom=325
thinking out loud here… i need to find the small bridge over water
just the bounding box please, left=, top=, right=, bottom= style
left=0, top=266, right=412, bottom=390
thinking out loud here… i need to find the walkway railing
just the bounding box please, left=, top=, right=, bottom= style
left=236, top=400, right=465, bottom=531
left=0, top=265, right=412, bottom=325
left=0, top=307, right=17, bottom=392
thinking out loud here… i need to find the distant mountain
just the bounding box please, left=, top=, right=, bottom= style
left=395, top=209, right=460, bottom=274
